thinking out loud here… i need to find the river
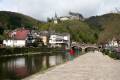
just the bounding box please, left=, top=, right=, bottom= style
left=0, top=52, right=65, bottom=80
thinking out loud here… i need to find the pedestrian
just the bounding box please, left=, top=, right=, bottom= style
left=64, top=47, right=69, bottom=61
left=77, top=47, right=81, bottom=56
left=69, top=47, right=75, bottom=60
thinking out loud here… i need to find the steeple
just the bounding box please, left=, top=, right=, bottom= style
left=55, top=12, right=58, bottom=19
left=54, top=12, right=58, bottom=24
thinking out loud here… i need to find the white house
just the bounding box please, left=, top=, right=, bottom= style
left=108, top=40, right=118, bottom=47
left=105, top=38, right=119, bottom=48
left=49, top=33, right=70, bottom=48
left=54, top=19, right=58, bottom=24
left=3, top=40, right=26, bottom=47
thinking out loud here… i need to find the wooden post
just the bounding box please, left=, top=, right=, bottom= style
left=42, top=56, right=47, bottom=69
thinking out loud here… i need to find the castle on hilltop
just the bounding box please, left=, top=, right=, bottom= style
left=48, top=12, right=84, bottom=24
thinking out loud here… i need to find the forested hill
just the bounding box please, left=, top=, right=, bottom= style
left=0, top=11, right=120, bottom=44
left=40, top=13, right=120, bottom=44
left=39, top=20, right=98, bottom=43
left=85, top=13, right=120, bottom=44
left=0, top=11, right=42, bottom=29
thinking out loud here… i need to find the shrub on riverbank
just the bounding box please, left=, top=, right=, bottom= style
left=102, top=49, right=120, bottom=59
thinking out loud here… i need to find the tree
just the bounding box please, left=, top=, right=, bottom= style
left=0, top=27, right=4, bottom=35
left=9, top=16, right=22, bottom=29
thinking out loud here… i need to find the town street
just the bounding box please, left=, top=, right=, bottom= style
left=23, top=51, right=120, bottom=80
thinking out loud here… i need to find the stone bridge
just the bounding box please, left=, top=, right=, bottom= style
left=71, top=44, right=98, bottom=52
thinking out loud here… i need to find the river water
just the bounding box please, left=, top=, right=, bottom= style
left=0, top=53, right=65, bottom=80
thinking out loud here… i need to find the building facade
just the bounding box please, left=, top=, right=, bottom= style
left=49, top=33, right=70, bottom=48
left=4, top=28, right=30, bottom=47
left=3, top=40, right=26, bottom=47
left=39, top=31, right=49, bottom=46
left=52, top=12, right=84, bottom=24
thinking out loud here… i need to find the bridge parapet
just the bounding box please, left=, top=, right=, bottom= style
left=71, top=44, right=98, bottom=52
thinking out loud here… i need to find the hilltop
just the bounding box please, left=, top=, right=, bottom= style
left=0, top=11, right=43, bottom=29
left=85, top=13, right=120, bottom=44
left=0, top=11, right=44, bottom=40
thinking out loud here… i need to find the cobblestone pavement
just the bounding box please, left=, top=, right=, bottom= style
left=23, top=51, right=120, bottom=80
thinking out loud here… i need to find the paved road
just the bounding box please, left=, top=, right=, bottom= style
left=23, top=51, right=120, bottom=80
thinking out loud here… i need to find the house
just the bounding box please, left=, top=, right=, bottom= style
left=39, top=31, right=49, bottom=45
left=105, top=38, right=119, bottom=48
left=108, top=40, right=118, bottom=47
left=3, top=28, right=30, bottom=47
left=49, top=32, right=70, bottom=48
left=3, top=40, right=26, bottom=47
left=25, top=32, right=36, bottom=47
left=4, top=28, right=45, bottom=47
left=25, top=30, right=44, bottom=47
left=8, top=28, right=30, bottom=40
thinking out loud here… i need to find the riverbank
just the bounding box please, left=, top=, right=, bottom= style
left=102, top=48, right=120, bottom=60
left=0, top=47, right=65, bottom=56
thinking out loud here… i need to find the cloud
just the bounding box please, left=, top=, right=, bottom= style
left=98, top=0, right=120, bottom=15
left=0, top=0, right=120, bottom=21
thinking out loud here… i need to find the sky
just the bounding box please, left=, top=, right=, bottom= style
left=0, top=0, right=120, bottom=21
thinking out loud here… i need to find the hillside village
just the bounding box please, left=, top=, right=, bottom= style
left=0, top=11, right=84, bottom=48
left=0, top=11, right=120, bottom=51
left=0, top=28, right=70, bottom=49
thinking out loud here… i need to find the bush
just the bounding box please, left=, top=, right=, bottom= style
left=101, top=48, right=120, bottom=59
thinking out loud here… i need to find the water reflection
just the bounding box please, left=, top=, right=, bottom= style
left=0, top=53, right=65, bottom=80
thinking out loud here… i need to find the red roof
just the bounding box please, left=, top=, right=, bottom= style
left=15, top=29, right=29, bottom=40
left=9, top=28, right=30, bottom=40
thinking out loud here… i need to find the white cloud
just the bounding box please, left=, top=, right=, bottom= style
left=97, top=0, right=120, bottom=15
left=0, top=0, right=120, bottom=21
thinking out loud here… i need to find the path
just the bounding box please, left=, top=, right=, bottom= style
left=23, top=51, right=120, bottom=80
